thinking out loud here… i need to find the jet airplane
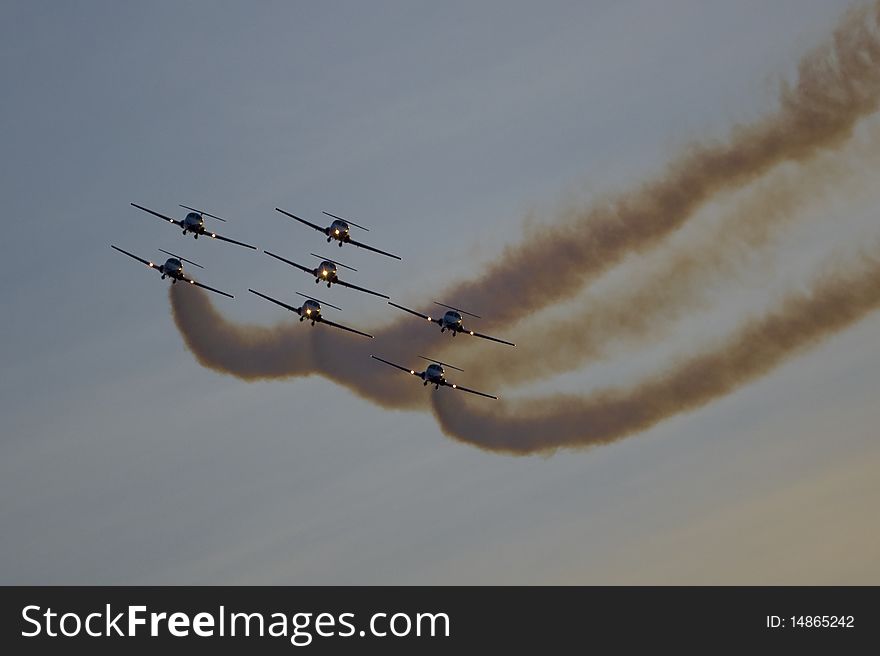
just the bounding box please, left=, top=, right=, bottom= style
left=110, top=245, right=234, bottom=298
left=275, top=208, right=401, bottom=260
left=263, top=250, right=389, bottom=299
left=387, top=301, right=515, bottom=346
left=131, top=203, right=256, bottom=250
left=248, top=289, right=373, bottom=338
left=370, top=355, right=497, bottom=399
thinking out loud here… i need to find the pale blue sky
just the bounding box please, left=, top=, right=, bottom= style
left=2, top=0, right=878, bottom=584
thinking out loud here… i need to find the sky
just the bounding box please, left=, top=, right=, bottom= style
left=1, top=0, right=878, bottom=584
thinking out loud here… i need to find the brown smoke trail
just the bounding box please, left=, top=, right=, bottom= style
left=434, top=1, right=880, bottom=332
left=430, top=248, right=880, bottom=454
left=169, top=283, right=425, bottom=409
left=452, top=128, right=880, bottom=388
left=171, top=1, right=880, bottom=385
left=168, top=3, right=880, bottom=454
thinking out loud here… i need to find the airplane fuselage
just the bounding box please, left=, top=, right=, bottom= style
left=157, top=257, right=186, bottom=282
left=300, top=299, right=322, bottom=324
left=182, top=212, right=215, bottom=239
left=422, top=363, right=446, bottom=388
left=314, top=261, right=339, bottom=286
left=438, top=310, right=464, bottom=333
left=326, top=219, right=351, bottom=246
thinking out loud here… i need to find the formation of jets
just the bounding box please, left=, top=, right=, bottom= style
left=113, top=202, right=516, bottom=400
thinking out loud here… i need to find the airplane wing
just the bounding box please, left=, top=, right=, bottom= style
left=318, top=317, right=374, bottom=339
left=387, top=302, right=442, bottom=325
left=444, top=381, right=498, bottom=400
left=347, top=237, right=402, bottom=261
left=465, top=328, right=516, bottom=347
left=207, top=232, right=257, bottom=250
left=111, top=245, right=160, bottom=272
left=275, top=207, right=328, bottom=234
left=264, top=250, right=314, bottom=275
left=334, top=279, right=390, bottom=300
left=130, top=203, right=183, bottom=227
left=184, top=277, right=234, bottom=299
left=370, top=355, right=419, bottom=375
left=248, top=288, right=302, bottom=315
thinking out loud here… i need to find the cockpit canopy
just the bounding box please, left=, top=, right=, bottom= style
left=426, top=363, right=444, bottom=378
left=184, top=212, right=203, bottom=227
left=164, top=257, right=182, bottom=271
left=444, top=310, right=463, bottom=324
left=320, top=261, right=337, bottom=275
left=329, top=219, right=349, bottom=236
left=303, top=299, right=321, bottom=314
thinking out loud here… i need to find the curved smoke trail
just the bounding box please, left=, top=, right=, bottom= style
left=170, top=283, right=426, bottom=410
left=168, top=2, right=880, bottom=454
left=452, top=126, right=880, bottom=388
left=430, top=2, right=880, bottom=331
left=430, top=247, right=880, bottom=454
left=207, top=0, right=880, bottom=370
